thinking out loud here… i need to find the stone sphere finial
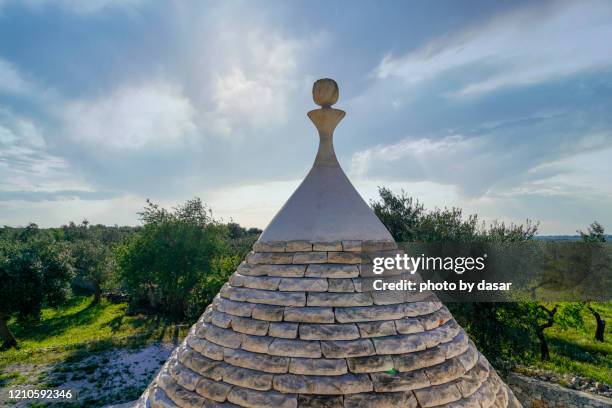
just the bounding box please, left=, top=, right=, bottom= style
left=312, top=78, right=339, bottom=108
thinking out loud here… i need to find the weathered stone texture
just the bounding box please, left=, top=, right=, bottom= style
left=327, top=278, right=355, bottom=292
left=335, top=304, right=403, bottom=323
left=372, top=334, right=426, bottom=355
left=419, top=306, right=453, bottom=330
left=141, top=244, right=519, bottom=408
left=238, top=275, right=281, bottom=290
left=507, top=373, right=611, bottom=408
left=223, top=366, right=273, bottom=391
left=441, top=330, right=470, bottom=360
left=227, top=386, right=297, bottom=408
left=341, top=240, right=362, bottom=252
left=211, top=311, right=232, bottom=329
left=222, top=286, right=306, bottom=307
left=240, top=335, right=274, bottom=354
left=187, top=337, right=224, bottom=361
left=424, top=356, right=467, bottom=385
left=247, top=252, right=294, bottom=264
left=201, top=324, right=243, bottom=349
left=356, top=321, right=397, bottom=338
left=286, top=241, right=312, bottom=252
left=284, top=307, right=335, bottom=323
left=214, top=297, right=253, bottom=317
left=347, top=355, right=394, bottom=373
left=195, top=377, right=232, bottom=402
left=273, top=373, right=373, bottom=395
left=269, top=322, right=299, bottom=339
left=178, top=349, right=227, bottom=381
left=343, top=392, right=418, bottom=408
left=169, top=362, right=201, bottom=391
left=306, top=264, right=359, bottom=278
left=320, top=339, right=375, bottom=358
left=224, top=347, right=289, bottom=374
left=240, top=264, right=306, bottom=277
left=293, top=252, right=327, bottom=264
left=327, top=252, right=362, bottom=264
left=370, top=370, right=431, bottom=392
left=269, top=339, right=322, bottom=358
left=230, top=315, right=269, bottom=336
left=298, top=395, right=343, bottom=408
left=413, top=382, right=463, bottom=407
left=307, top=292, right=372, bottom=307
left=299, top=323, right=360, bottom=341
left=251, top=304, right=284, bottom=321
left=392, top=347, right=446, bottom=373
left=313, top=241, right=342, bottom=251
left=149, top=386, right=178, bottom=408
left=279, top=277, right=328, bottom=292
left=253, top=241, right=286, bottom=253
left=394, top=317, right=425, bottom=334
left=289, top=358, right=348, bottom=376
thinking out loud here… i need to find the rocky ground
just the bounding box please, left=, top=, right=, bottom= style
left=0, top=342, right=173, bottom=407
left=515, top=366, right=612, bottom=399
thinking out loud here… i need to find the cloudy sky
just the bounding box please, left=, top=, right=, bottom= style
left=1, top=0, right=611, bottom=234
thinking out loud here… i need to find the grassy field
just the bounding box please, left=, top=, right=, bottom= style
left=528, top=302, right=612, bottom=384
left=1, top=296, right=188, bottom=370
left=0, top=296, right=189, bottom=406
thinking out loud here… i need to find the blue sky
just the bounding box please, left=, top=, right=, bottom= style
left=0, top=0, right=611, bottom=234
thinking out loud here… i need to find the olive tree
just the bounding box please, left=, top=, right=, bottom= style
left=0, top=234, right=73, bottom=349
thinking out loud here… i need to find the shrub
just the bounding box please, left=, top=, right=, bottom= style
left=115, top=199, right=228, bottom=320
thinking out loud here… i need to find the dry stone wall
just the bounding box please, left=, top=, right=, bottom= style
left=137, top=240, right=522, bottom=408
left=507, top=374, right=612, bottom=408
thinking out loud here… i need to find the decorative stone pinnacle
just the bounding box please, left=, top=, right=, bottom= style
left=308, top=78, right=346, bottom=166
left=312, top=78, right=339, bottom=107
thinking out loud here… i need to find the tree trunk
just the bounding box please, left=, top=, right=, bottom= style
left=536, top=305, right=557, bottom=361
left=536, top=329, right=549, bottom=360
left=588, top=306, right=606, bottom=342
left=0, top=316, right=17, bottom=349
left=92, top=282, right=101, bottom=304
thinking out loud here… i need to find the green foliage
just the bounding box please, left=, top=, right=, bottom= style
left=0, top=227, right=74, bottom=347
left=0, top=235, right=74, bottom=322
left=448, top=302, right=540, bottom=365
left=552, top=303, right=585, bottom=330
left=371, top=187, right=538, bottom=243
left=116, top=198, right=229, bottom=319
left=186, top=254, right=242, bottom=320
left=579, top=221, right=606, bottom=243
left=70, top=238, right=114, bottom=301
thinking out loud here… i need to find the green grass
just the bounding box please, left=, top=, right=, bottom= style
left=0, top=296, right=188, bottom=370
left=525, top=302, right=612, bottom=384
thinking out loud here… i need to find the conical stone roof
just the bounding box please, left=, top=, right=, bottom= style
left=137, top=79, right=522, bottom=408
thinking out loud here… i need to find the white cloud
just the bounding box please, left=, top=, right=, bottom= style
left=63, top=81, right=197, bottom=149
left=350, top=127, right=612, bottom=196
left=18, top=0, right=143, bottom=14
left=350, top=134, right=482, bottom=182
left=377, top=1, right=612, bottom=96
left=199, top=27, right=324, bottom=136
left=0, top=109, right=90, bottom=193
left=0, top=59, right=35, bottom=96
